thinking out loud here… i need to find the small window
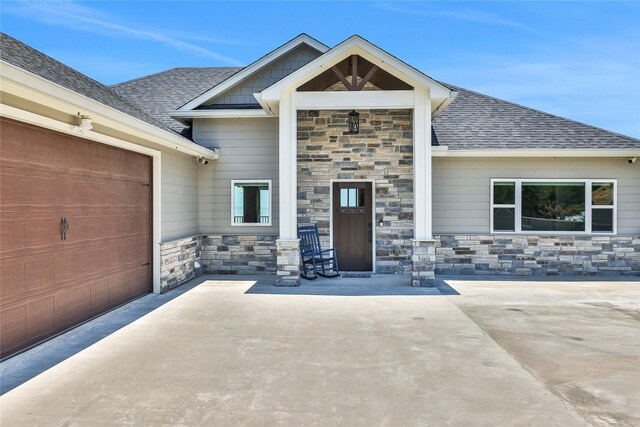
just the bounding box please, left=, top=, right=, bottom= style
left=492, top=182, right=516, bottom=231
left=491, top=179, right=616, bottom=234
left=340, top=188, right=365, bottom=207
left=591, top=182, right=614, bottom=232
left=231, top=181, right=271, bottom=226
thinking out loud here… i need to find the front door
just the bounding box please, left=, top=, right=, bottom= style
left=333, top=182, right=373, bottom=271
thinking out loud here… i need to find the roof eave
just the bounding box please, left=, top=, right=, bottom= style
left=1, top=60, right=217, bottom=159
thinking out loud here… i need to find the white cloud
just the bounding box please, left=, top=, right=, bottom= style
left=377, top=3, right=529, bottom=30
left=3, top=1, right=244, bottom=65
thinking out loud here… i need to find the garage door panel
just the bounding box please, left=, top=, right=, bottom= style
left=24, top=211, right=61, bottom=248
left=23, top=126, right=53, bottom=166
left=0, top=122, right=24, bottom=161
left=1, top=210, right=25, bottom=252
left=21, top=169, right=60, bottom=206
left=25, top=252, right=55, bottom=291
left=1, top=165, right=30, bottom=205
left=25, top=297, right=54, bottom=341
left=107, top=147, right=129, bottom=177
left=130, top=267, right=149, bottom=298
left=52, top=134, right=88, bottom=172
left=108, top=271, right=131, bottom=306
left=90, top=279, right=110, bottom=315
left=0, top=305, right=26, bottom=358
left=55, top=286, right=91, bottom=331
left=0, top=118, right=152, bottom=358
left=1, top=256, right=26, bottom=296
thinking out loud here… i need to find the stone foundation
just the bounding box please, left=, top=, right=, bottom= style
left=297, top=109, right=414, bottom=274
left=160, top=235, right=202, bottom=293
left=201, top=234, right=277, bottom=275
left=276, top=239, right=301, bottom=286
left=411, top=240, right=436, bottom=286
left=435, top=235, right=640, bottom=276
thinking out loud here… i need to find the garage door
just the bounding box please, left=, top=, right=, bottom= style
left=1, top=118, right=152, bottom=358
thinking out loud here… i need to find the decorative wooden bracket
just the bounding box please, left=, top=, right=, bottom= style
left=331, top=55, right=378, bottom=91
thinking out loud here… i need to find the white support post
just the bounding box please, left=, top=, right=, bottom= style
left=278, top=90, right=298, bottom=239
left=413, top=87, right=432, bottom=240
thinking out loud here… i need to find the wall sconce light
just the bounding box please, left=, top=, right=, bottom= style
left=348, top=110, right=360, bottom=134
left=73, top=114, right=93, bottom=134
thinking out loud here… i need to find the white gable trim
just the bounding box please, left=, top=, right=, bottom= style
left=259, top=35, right=454, bottom=107
left=178, top=34, right=328, bottom=111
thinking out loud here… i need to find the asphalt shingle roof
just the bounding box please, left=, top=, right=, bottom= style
left=3, top=30, right=637, bottom=150
left=0, top=32, right=185, bottom=138
left=113, top=68, right=638, bottom=150
left=112, top=67, right=242, bottom=135
left=433, top=83, right=639, bottom=150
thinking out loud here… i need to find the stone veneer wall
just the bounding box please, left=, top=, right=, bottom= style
left=160, top=235, right=202, bottom=293
left=435, top=235, right=640, bottom=276
left=201, top=235, right=278, bottom=275
left=297, top=109, right=414, bottom=274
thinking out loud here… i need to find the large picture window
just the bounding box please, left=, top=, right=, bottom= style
left=491, top=179, right=616, bottom=234
left=231, top=180, right=272, bottom=226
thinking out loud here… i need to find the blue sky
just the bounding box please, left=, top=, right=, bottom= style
left=2, top=1, right=639, bottom=137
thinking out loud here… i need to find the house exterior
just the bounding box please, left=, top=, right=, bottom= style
left=1, top=33, right=638, bottom=356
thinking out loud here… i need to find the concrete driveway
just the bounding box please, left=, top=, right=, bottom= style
left=1, top=276, right=638, bottom=426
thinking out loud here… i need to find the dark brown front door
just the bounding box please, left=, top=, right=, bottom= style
left=333, top=182, right=372, bottom=271
left=0, top=118, right=152, bottom=358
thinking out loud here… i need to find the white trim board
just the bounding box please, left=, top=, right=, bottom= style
left=1, top=104, right=163, bottom=294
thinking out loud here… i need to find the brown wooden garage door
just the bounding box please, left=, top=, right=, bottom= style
left=0, top=118, right=152, bottom=358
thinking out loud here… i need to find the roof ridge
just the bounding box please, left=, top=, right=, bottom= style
left=441, top=81, right=640, bottom=143
left=111, top=66, right=243, bottom=88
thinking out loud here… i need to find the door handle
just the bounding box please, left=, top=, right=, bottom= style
left=60, top=217, right=69, bottom=240
left=368, top=223, right=372, bottom=243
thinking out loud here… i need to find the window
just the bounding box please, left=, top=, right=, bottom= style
left=491, top=179, right=616, bottom=234
left=231, top=180, right=271, bottom=226
left=340, top=188, right=365, bottom=207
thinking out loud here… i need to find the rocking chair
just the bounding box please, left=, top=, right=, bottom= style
left=297, top=224, right=340, bottom=280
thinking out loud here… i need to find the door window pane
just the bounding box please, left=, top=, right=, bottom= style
left=521, top=182, right=585, bottom=232
left=340, top=187, right=365, bottom=207
left=592, top=209, right=613, bottom=232
left=592, top=182, right=614, bottom=205
left=233, top=182, right=270, bottom=224
left=493, top=208, right=515, bottom=231
left=493, top=182, right=515, bottom=204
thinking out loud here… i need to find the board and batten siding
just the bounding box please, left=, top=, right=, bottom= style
left=433, top=157, right=640, bottom=235
left=193, top=117, right=279, bottom=234
left=160, top=150, right=199, bottom=241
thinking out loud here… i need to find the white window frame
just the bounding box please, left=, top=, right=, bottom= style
left=230, top=180, right=272, bottom=227
left=490, top=178, right=617, bottom=235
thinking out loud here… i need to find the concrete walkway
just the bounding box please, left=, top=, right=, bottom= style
left=1, top=275, right=638, bottom=426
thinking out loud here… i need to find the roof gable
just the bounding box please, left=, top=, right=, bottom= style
left=259, top=35, right=454, bottom=103
left=178, top=34, right=328, bottom=111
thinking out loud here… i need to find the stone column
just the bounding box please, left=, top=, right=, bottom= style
left=276, top=239, right=301, bottom=287
left=412, top=239, right=436, bottom=287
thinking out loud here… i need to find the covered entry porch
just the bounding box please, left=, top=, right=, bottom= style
left=254, top=36, right=456, bottom=286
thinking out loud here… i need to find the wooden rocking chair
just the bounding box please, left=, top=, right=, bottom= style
left=297, top=224, right=340, bottom=280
